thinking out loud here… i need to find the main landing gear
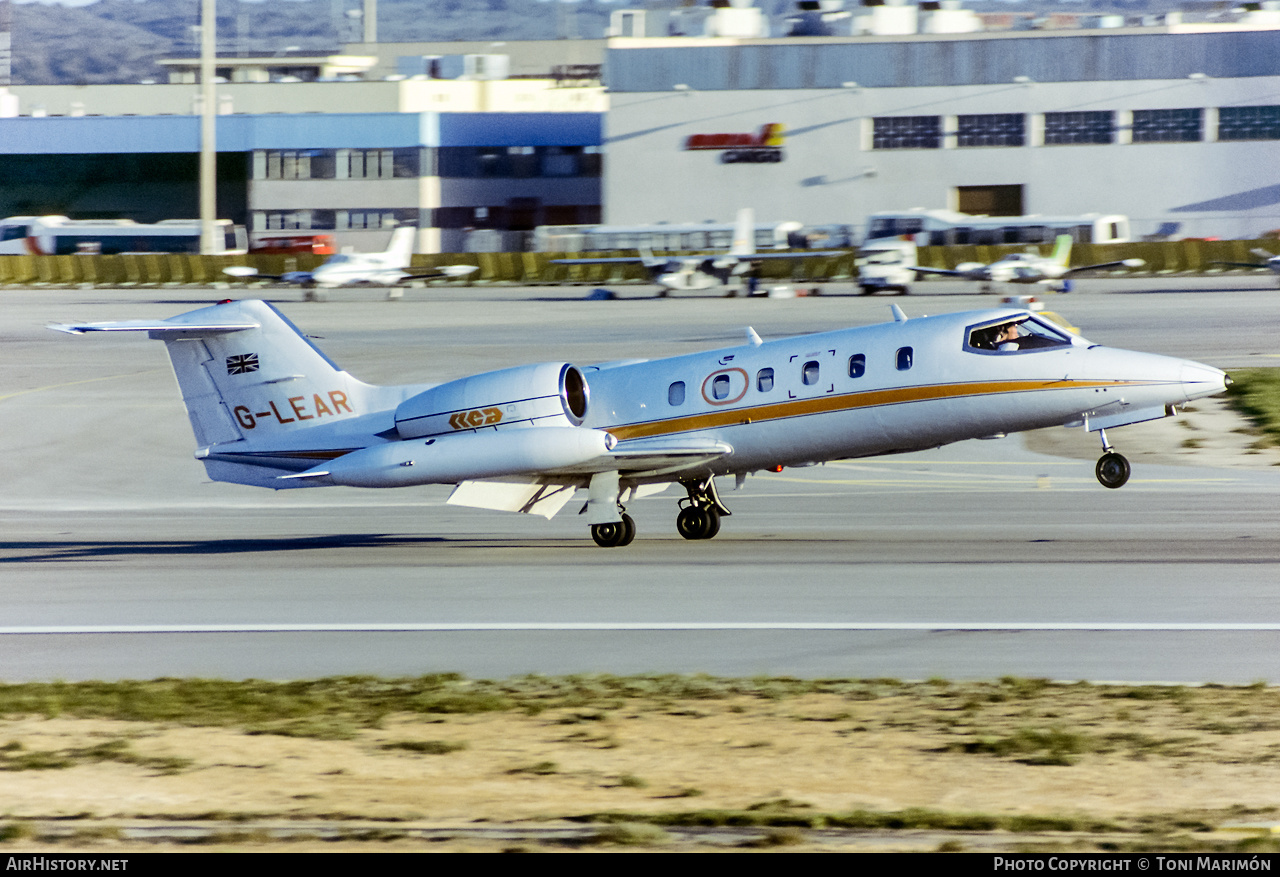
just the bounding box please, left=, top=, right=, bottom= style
left=587, top=475, right=733, bottom=547
left=1094, top=428, right=1131, bottom=489
left=676, top=475, right=731, bottom=541
left=591, top=513, right=636, bottom=548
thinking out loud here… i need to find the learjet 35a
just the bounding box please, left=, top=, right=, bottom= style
left=550, top=209, right=843, bottom=295
left=224, top=227, right=476, bottom=289
left=912, top=234, right=1144, bottom=293
left=51, top=301, right=1228, bottom=547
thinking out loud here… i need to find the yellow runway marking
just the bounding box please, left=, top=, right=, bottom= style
left=0, top=369, right=165, bottom=404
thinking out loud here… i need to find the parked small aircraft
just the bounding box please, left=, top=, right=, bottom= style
left=1211, top=248, right=1280, bottom=286
left=912, top=235, right=1144, bottom=292
left=52, top=301, right=1228, bottom=547
left=551, top=209, right=843, bottom=295
left=224, top=227, right=476, bottom=288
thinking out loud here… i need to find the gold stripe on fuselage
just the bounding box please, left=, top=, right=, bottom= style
left=605, top=378, right=1152, bottom=441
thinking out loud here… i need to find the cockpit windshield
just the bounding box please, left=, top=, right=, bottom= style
left=965, top=315, right=1075, bottom=353
left=326, top=254, right=350, bottom=265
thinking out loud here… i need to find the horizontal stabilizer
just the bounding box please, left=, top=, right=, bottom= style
left=49, top=318, right=259, bottom=336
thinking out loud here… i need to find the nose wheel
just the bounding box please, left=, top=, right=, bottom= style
left=591, top=513, right=636, bottom=548
left=1094, top=429, right=1131, bottom=489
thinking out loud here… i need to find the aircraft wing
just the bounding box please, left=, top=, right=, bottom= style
left=223, top=266, right=312, bottom=284
left=549, top=256, right=649, bottom=265
left=1210, top=261, right=1274, bottom=270
left=401, top=265, right=479, bottom=280
left=1063, top=258, right=1145, bottom=275
left=607, top=435, right=733, bottom=474
left=910, top=266, right=971, bottom=278
left=741, top=250, right=846, bottom=262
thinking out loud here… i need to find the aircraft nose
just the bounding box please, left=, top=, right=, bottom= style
left=1180, top=362, right=1230, bottom=402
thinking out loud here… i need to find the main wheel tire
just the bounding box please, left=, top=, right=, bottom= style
left=618, top=513, right=636, bottom=546
left=676, top=507, right=705, bottom=540
left=676, top=506, right=721, bottom=540
left=1096, top=452, right=1131, bottom=489
left=591, top=520, right=627, bottom=548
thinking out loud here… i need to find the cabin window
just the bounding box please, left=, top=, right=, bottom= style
left=711, top=374, right=731, bottom=401
left=896, top=347, right=914, bottom=371
left=802, top=361, right=820, bottom=385
left=756, top=368, right=774, bottom=392
left=848, top=354, right=865, bottom=378
left=668, top=381, right=685, bottom=406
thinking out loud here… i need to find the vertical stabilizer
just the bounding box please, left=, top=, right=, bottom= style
left=1051, top=234, right=1073, bottom=268
left=730, top=208, right=755, bottom=257
left=384, top=226, right=417, bottom=268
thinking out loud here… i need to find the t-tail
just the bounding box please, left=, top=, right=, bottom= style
left=385, top=226, right=418, bottom=269
left=729, top=208, right=756, bottom=257
left=1051, top=234, right=1073, bottom=268
left=50, top=300, right=409, bottom=489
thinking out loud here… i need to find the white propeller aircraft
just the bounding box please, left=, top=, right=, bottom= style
left=51, top=300, right=1229, bottom=547
left=225, top=227, right=476, bottom=289
left=551, top=209, right=844, bottom=295
left=912, top=234, right=1144, bottom=292
left=1212, top=248, right=1280, bottom=287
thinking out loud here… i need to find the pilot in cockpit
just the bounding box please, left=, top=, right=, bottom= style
left=994, top=322, right=1021, bottom=350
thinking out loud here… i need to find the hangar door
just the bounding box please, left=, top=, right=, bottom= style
left=954, top=185, right=1024, bottom=216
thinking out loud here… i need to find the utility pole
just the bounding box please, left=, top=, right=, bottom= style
left=200, top=0, right=217, bottom=254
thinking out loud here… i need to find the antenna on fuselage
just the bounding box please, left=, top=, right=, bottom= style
left=890, top=304, right=908, bottom=323
left=745, top=326, right=763, bottom=346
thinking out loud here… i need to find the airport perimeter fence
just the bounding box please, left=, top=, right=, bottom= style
left=0, top=240, right=1275, bottom=288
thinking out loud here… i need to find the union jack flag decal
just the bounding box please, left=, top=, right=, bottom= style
left=226, top=353, right=259, bottom=375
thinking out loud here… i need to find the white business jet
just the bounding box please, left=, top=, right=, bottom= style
left=912, top=235, right=1144, bottom=293
left=551, top=209, right=844, bottom=295
left=225, top=227, right=476, bottom=288
left=51, top=301, right=1228, bottom=547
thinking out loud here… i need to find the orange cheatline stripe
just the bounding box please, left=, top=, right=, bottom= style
left=605, top=379, right=1155, bottom=441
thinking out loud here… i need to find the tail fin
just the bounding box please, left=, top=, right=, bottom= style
left=1051, top=234, right=1073, bottom=267
left=53, top=300, right=386, bottom=486
left=729, top=208, right=755, bottom=257
left=384, top=226, right=417, bottom=268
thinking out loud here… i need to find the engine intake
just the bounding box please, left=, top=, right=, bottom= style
left=395, top=362, right=589, bottom=440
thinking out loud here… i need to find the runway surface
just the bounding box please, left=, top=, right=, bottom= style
left=1, top=276, right=1278, bottom=682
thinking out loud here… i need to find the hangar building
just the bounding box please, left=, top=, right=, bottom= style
left=602, top=19, right=1280, bottom=240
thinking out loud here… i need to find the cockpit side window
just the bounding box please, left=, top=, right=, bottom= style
left=965, top=316, right=1072, bottom=354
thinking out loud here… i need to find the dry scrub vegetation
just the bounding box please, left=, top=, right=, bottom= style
left=2, top=675, right=1280, bottom=851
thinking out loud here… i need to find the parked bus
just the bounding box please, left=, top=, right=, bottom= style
left=864, top=209, right=1130, bottom=247
left=0, top=216, right=245, bottom=256
left=534, top=219, right=855, bottom=253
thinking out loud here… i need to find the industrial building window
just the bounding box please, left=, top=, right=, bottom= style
left=435, top=146, right=602, bottom=179
left=336, top=209, right=420, bottom=230
left=1218, top=106, right=1280, bottom=141
left=1132, top=109, right=1202, bottom=143
left=257, top=150, right=334, bottom=180
left=872, top=116, right=941, bottom=150
left=957, top=114, right=1025, bottom=148
left=337, top=149, right=395, bottom=180
left=1044, top=111, right=1115, bottom=145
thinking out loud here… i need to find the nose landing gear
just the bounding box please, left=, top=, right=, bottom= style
left=1094, top=428, right=1131, bottom=489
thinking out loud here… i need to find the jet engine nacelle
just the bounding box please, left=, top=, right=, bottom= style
left=394, top=362, right=589, bottom=439
left=319, top=426, right=616, bottom=488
